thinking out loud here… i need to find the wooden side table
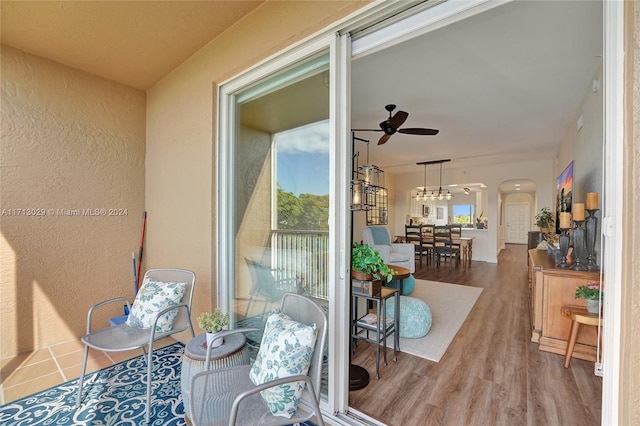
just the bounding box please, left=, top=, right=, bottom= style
left=561, top=305, right=603, bottom=368
left=181, top=333, right=249, bottom=420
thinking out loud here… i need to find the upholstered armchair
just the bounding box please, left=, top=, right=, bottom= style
left=362, top=226, right=415, bottom=273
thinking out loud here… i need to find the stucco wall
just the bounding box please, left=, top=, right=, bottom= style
left=145, top=1, right=367, bottom=324
left=0, top=46, right=146, bottom=357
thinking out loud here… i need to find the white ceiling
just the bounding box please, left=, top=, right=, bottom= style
left=352, top=0, right=603, bottom=179
left=1, top=1, right=602, bottom=194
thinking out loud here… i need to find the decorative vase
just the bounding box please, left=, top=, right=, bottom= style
left=476, top=223, right=484, bottom=229
left=206, top=332, right=224, bottom=348
left=585, top=299, right=600, bottom=315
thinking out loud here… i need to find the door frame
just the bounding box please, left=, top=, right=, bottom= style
left=215, top=0, right=624, bottom=423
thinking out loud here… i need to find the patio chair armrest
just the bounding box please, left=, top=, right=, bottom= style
left=229, top=374, right=321, bottom=426
left=147, top=302, right=191, bottom=345
left=204, top=328, right=262, bottom=366
left=86, top=297, right=132, bottom=333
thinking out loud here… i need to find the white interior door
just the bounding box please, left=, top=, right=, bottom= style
left=505, top=203, right=529, bottom=244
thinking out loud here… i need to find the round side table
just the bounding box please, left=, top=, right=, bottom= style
left=181, top=333, right=249, bottom=420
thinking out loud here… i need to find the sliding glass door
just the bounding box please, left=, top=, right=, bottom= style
left=218, top=34, right=352, bottom=415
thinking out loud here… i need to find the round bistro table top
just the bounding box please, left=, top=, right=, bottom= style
left=185, top=333, right=247, bottom=361
left=387, top=265, right=411, bottom=281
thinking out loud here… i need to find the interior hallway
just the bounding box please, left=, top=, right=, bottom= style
left=349, top=244, right=602, bottom=425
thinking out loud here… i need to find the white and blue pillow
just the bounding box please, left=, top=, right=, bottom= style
left=125, top=278, right=187, bottom=333
left=249, top=309, right=318, bottom=418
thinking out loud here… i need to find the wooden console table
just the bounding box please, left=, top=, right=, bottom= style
left=528, top=249, right=600, bottom=362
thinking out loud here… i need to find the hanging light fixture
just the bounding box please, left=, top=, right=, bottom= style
left=351, top=132, right=385, bottom=211
left=417, top=159, right=452, bottom=201
left=437, top=160, right=453, bottom=200
left=412, top=162, right=429, bottom=200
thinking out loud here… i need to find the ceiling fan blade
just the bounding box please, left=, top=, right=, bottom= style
left=351, top=128, right=383, bottom=132
left=378, top=134, right=391, bottom=145
left=389, top=110, right=408, bottom=128
left=399, top=128, right=440, bottom=136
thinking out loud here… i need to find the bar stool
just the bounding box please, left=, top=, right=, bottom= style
left=561, top=305, right=603, bottom=368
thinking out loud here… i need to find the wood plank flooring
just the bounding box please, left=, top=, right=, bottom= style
left=349, top=244, right=602, bottom=426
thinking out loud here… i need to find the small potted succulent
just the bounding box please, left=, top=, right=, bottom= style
left=197, top=308, right=230, bottom=348
left=475, top=211, right=485, bottom=229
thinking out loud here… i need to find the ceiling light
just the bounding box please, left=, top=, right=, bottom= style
left=412, top=162, right=429, bottom=201
left=463, top=187, right=470, bottom=195
left=417, top=159, right=452, bottom=201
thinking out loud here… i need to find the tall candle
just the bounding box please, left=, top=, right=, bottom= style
left=586, top=192, right=598, bottom=210
left=559, top=212, right=571, bottom=229
left=573, top=203, right=585, bottom=221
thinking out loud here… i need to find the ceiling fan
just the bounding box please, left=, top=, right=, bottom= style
left=353, top=104, right=439, bottom=145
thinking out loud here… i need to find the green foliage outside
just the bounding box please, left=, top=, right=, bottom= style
left=277, top=186, right=329, bottom=231
left=453, top=214, right=472, bottom=224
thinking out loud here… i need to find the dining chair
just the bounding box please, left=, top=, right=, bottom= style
left=433, top=225, right=461, bottom=271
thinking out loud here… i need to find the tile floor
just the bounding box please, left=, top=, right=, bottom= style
left=0, top=336, right=179, bottom=405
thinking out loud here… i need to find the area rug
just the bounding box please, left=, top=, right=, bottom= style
left=0, top=342, right=319, bottom=426
left=387, top=279, right=482, bottom=362
left=0, top=342, right=186, bottom=425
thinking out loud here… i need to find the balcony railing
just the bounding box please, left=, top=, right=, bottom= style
left=270, top=230, right=329, bottom=300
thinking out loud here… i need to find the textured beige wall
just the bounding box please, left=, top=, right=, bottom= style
left=621, top=2, right=640, bottom=422
left=145, top=1, right=367, bottom=327
left=0, top=46, right=146, bottom=357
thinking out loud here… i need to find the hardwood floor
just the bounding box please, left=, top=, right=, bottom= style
left=349, top=244, right=602, bottom=426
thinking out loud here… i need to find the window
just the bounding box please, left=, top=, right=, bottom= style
left=274, top=120, right=329, bottom=231
left=453, top=204, right=475, bottom=227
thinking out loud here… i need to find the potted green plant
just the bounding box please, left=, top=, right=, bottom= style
left=575, top=280, right=603, bottom=314
left=351, top=242, right=394, bottom=282
left=475, top=211, right=485, bottom=229
left=535, top=207, right=555, bottom=232
left=197, top=308, right=230, bottom=348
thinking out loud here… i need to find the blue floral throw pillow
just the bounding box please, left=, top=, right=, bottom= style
left=249, top=309, right=318, bottom=418
left=125, top=278, right=187, bottom=333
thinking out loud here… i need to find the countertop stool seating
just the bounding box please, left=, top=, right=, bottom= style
left=385, top=296, right=432, bottom=338
left=561, top=305, right=603, bottom=368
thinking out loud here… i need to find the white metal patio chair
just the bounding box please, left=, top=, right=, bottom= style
left=189, top=292, right=327, bottom=426
left=76, top=268, right=196, bottom=424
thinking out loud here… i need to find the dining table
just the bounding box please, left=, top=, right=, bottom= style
left=395, top=233, right=474, bottom=270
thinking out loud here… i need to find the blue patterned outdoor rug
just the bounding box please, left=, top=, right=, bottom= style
left=0, top=342, right=318, bottom=426
left=1, top=342, right=186, bottom=425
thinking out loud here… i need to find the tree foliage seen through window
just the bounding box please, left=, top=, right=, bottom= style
left=277, top=186, right=329, bottom=231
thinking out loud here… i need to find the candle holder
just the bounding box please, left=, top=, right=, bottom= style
left=570, top=220, right=588, bottom=271
left=557, top=228, right=570, bottom=268
left=585, top=209, right=599, bottom=271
